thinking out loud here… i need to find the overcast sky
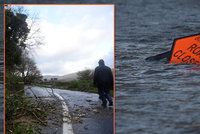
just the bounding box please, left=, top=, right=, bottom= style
left=18, top=5, right=114, bottom=76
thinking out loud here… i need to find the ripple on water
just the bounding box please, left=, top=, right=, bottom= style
left=116, top=0, right=200, bottom=133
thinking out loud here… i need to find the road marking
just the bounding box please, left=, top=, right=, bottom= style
left=54, top=93, right=74, bottom=134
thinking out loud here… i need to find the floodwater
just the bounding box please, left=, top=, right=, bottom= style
left=0, top=6, right=3, bottom=134
left=115, top=0, right=200, bottom=134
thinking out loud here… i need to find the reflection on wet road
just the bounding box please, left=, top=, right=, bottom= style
left=26, top=86, right=113, bottom=134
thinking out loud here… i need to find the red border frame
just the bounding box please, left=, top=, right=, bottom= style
left=4, top=4, right=116, bottom=134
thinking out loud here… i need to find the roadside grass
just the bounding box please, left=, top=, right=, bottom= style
left=6, top=90, right=45, bottom=133
left=6, top=90, right=63, bottom=134
left=11, top=123, right=38, bottom=134
left=6, top=73, right=62, bottom=134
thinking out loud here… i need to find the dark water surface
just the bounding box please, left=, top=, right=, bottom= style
left=115, top=0, right=200, bottom=134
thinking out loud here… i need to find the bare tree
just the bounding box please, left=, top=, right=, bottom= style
left=17, top=51, right=42, bottom=84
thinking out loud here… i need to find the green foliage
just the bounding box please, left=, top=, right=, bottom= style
left=77, top=69, right=93, bottom=81
left=76, top=69, right=95, bottom=91
left=6, top=8, right=42, bottom=84
left=67, top=80, right=79, bottom=89
left=52, top=80, right=97, bottom=93
left=6, top=7, right=44, bottom=133
left=6, top=72, right=24, bottom=94
left=5, top=87, right=50, bottom=134
left=39, top=69, right=98, bottom=93
left=12, top=123, right=38, bottom=134
left=6, top=71, right=47, bottom=133
left=6, top=8, right=30, bottom=71
left=19, top=53, right=43, bottom=84
left=5, top=92, right=37, bottom=134
left=77, top=80, right=93, bottom=91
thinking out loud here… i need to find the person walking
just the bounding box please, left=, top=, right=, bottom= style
left=93, top=59, right=113, bottom=108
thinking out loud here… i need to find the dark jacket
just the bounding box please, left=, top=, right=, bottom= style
left=93, top=65, right=113, bottom=90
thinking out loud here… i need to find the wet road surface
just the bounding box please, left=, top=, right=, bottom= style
left=25, top=86, right=113, bottom=134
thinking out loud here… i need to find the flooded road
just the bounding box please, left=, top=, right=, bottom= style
left=26, top=86, right=113, bottom=134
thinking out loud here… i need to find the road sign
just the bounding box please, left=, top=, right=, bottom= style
left=169, top=34, right=200, bottom=64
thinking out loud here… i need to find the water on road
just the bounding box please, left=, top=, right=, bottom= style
left=26, top=86, right=113, bottom=134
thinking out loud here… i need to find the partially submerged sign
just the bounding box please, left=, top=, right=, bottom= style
left=169, top=34, right=200, bottom=64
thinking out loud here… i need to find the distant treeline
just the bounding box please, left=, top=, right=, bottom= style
left=39, top=69, right=97, bottom=93
left=38, top=69, right=114, bottom=95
